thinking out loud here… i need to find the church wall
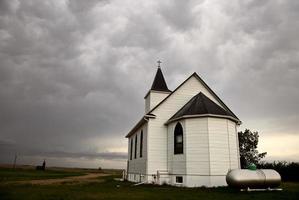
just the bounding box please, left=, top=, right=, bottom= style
left=185, top=118, right=210, bottom=175
left=227, top=120, right=240, bottom=169
left=166, top=117, right=239, bottom=187
left=183, top=117, right=239, bottom=187
left=151, top=76, right=225, bottom=116
left=128, top=74, right=240, bottom=186
left=147, top=76, right=227, bottom=184
left=127, top=123, right=148, bottom=182
left=146, top=119, right=168, bottom=175
left=208, top=118, right=230, bottom=175
left=145, top=91, right=170, bottom=113
left=184, top=117, right=225, bottom=187
left=167, top=120, right=186, bottom=181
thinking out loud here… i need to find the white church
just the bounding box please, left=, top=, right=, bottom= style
left=126, top=62, right=241, bottom=187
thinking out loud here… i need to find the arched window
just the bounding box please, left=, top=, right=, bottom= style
left=140, top=130, right=143, bottom=158
left=174, top=122, right=183, bottom=154
left=134, top=134, right=137, bottom=159
left=130, top=138, right=133, bottom=160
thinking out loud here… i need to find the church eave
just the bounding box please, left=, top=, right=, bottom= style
left=165, top=114, right=241, bottom=125
left=125, top=114, right=156, bottom=138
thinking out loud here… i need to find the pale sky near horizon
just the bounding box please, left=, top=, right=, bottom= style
left=0, top=0, right=299, bottom=169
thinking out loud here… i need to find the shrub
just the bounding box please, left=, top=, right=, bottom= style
left=257, top=161, right=299, bottom=182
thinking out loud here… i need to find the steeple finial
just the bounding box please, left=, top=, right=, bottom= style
left=150, top=61, right=171, bottom=92
left=157, top=60, right=162, bottom=68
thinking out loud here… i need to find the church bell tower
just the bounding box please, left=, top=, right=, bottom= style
left=144, top=61, right=171, bottom=113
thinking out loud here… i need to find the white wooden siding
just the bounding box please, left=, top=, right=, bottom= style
left=152, top=76, right=225, bottom=117
left=145, top=91, right=169, bottom=113
left=208, top=118, right=230, bottom=175
left=167, top=123, right=173, bottom=173
left=227, top=120, right=240, bottom=169
left=127, top=123, right=148, bottom=178
left=147, top=119, right=168, bottom=174
left=148, top=76, right=225, bottom=175
left=168, top=117, right=239, bottom=187
left=167, top=121, right=186, bottom=176
left=128, top=74, right=240, bottom=187
left=185, top=118, right=210, bottom=175
left=208, top=118, right=240, bottom=175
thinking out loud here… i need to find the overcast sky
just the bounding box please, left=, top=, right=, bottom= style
left=0, top=0, right=298, bottom=169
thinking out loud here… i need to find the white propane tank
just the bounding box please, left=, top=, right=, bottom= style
left=226, top=169, right=281, bottom=189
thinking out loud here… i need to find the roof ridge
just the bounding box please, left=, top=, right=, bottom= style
left=186, top=94, right=198, bottom=115
left=167, top=91, right=239, bottom=124
left=146, top=72, right=197, bottom=114
left=192, top=73, right=239, bottom=120
left=198, top=92, right=208, bottom=114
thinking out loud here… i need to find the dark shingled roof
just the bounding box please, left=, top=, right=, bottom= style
left=168, top=92, right=237, bottom=122
left=150, top=67, right=171, bottom=92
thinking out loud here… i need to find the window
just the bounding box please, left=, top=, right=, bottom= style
left=174, top=122, right=183, bottom=154
left=140, top=130, right=143, bottom=158
left=134, top=134, right=137, bottom=159
left=176, top=176, right=183, bottom=183
left=130, top=138, right=133, bottom=160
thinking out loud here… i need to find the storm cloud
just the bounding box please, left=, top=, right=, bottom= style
left=0, top=0, right=298, bottom=168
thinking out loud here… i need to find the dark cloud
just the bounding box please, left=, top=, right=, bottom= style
left=0, top=0, right=299, bottom=168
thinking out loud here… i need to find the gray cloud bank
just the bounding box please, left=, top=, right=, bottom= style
left=0, top=139, right=126, bottom=160
left=0, top=0, right=299, bottom=168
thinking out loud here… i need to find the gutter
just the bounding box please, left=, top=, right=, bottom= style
left=165, top=114, right=242, bottom=125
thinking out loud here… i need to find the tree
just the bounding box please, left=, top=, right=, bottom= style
left=238, top=129, right=267, bottom=169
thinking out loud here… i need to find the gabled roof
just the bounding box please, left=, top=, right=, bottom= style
left=126, top=72, right=241, bottom=138
left=147, top=72, right=239, bottom=121
left=166, top=92, right=240, bottom=124
left=150, top=67, right=171, bottom=92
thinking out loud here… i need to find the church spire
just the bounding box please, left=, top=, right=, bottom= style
left=150, top=61, right=171, bottom=92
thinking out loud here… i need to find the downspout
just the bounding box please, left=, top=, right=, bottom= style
left=143, top=117, right=149, bottom=183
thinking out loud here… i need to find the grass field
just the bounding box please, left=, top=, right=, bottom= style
left=0, top=167, right=87, bottom=182
left=0, top=166, right=298, bottom=200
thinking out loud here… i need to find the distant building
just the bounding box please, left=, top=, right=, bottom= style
left=126, top=63, right=241, bottom=187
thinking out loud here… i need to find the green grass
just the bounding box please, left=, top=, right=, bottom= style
left=0, top=168, right=298, bottom=200
left=0, top=167, right=86, bottom=182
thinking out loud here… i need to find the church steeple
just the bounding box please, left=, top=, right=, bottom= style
left=144, top=61, right=171, bottom=113
left=150, top=61, right=171, bottom=92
